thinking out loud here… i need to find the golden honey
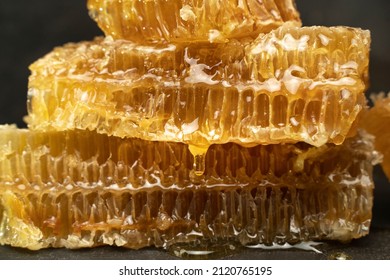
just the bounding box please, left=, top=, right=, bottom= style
left=0, top=0, right=377, bottom=253
left=0, top=126, right=376, bottom=249
left=360, top=93, right=390, bottom=180
left=87, top=0, right=301, bottom=42
left=27, top=25, right=370, bottom=156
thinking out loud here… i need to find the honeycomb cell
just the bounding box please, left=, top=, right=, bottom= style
left=87, top=0, right=301, bottom=42
left=0, top=125, right=377, bottom=249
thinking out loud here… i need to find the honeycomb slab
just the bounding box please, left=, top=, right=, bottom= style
left=87, top=0, right=301, bottom=43
left=27, top=25, right=370, bottom=156
left=0, top=125, right=376, bottom=250
left=360, top=93, right=390, bottom=180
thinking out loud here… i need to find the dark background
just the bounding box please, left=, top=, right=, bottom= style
left=0, top=0, right=389, bottom=259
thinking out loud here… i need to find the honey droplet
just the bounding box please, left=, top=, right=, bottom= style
left=188, top=145, right=208, bottom=178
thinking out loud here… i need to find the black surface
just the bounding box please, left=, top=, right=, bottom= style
left=0, top=229, right=389, bottom=260
left=0, top=0, right=390, bottom=259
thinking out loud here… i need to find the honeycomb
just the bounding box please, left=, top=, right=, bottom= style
left=27, top=25, right=370, bottom=163
left=87, top=0, right=301, bottom=43
left=0, top=0, right=377, bottom=252
left=360, top=93, right=390, bottom=180
left=0, top=125, right=376, bottom=250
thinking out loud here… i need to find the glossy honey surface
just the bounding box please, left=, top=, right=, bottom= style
left=27, top=25, right=370, bottom=157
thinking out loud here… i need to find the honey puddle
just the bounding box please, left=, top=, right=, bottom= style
left=166, top=239, right=326, bottom=259
left=167, top=240, right=242, bottom=260
left=166, top=240, right=360, bottom=259
left=246, top=241, right=323, bottom=254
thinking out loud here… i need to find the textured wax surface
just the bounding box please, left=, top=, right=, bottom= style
left=27, top=25, right=370, bottom=159
left=360, top=93, right=390, bottom=180
left=0, top=126, right=377, bottom=250
left=87, top=0, right=301, bottom=43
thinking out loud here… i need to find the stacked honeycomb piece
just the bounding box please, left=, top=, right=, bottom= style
left=361, top=93, right=390, bottom=180
left=0, top=1, right=377, bottom=250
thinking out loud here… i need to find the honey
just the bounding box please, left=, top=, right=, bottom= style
left=0, top=1, right=378, bottom=252
left=0, top=126, right=377, bottom=249
left=87, top=0, right=301, bottom=43
left=360, top=93, right=390, bottom=180
left=27, top=25, right=370, bottom=155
